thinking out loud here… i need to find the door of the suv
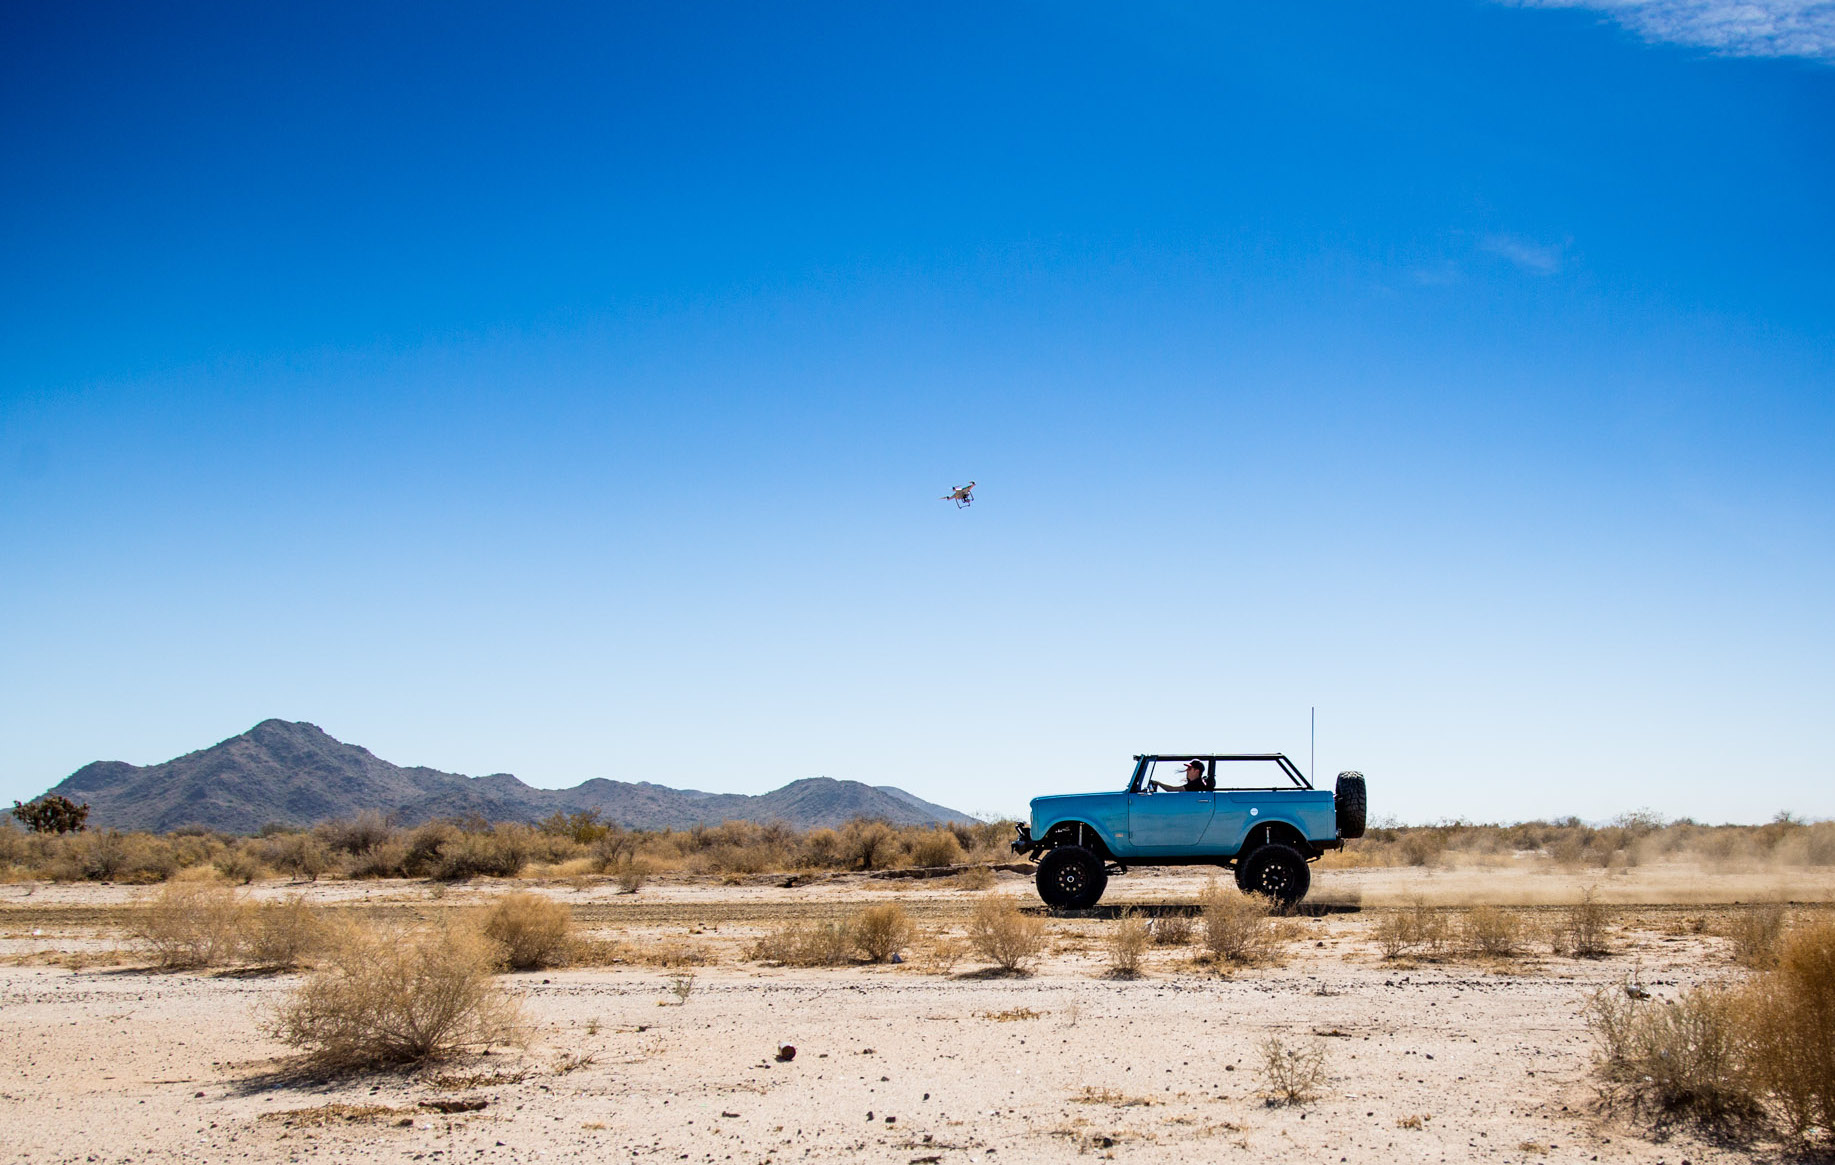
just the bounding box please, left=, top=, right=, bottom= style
left=1126, top=759, right=1216, bottom=849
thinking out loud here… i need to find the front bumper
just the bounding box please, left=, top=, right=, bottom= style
left=1010, top=823, right=1033, bottom=853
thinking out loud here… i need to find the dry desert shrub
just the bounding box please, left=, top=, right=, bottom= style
left=951, top=866, right=997, bottom=891
left=612, top=857, right=651, bottom=894
left=1198, top=883, right=1277, bottom=965
left=213, top=845, right=265, bottom=884
left=1742, top=918, right=1835, bottom=1139
left=1150, top=912, right=1194, bottom=947
left=245, top=895, right=327, bottom=968
left=48, top=830, right=177, bottom=883
left=133, top=882, right=248, bottom=968
left=0, top=822, right=26, bottom=866
left=260, top=832, right=332, bottom=881
left=1373, top=913, right=1413, bottom=959
left=1105, top=911, right=1151, bottom=977
left=909, top=829, right=966, bottom=869
left=966, top=897, right=1046, bottom=973
left=1585, top=985, right=1755, bottom=1123
left=432, top=829, right=528, bottom=881
left=852, top=904, right=915, bottom=964
left=481, top=892, right=572, bottom=970
left=1376, top=898, right=1452, bottom=960
left=838, top=820, right=902, bottom=871
left=1556, top=888, right=1611, bottom=957
left=1460, top=906, right=1528, bottom=957
left=266, top=921, right=525, bottom=1070
left=1723, top=904, right=1787, bottom=968
left=316, top=811, right=394, bottom=857
left=748, top=920, right=853, bottom=967
left=344, top=839, right=409, bottom=879
left=1259, top=1035, right=1327, bottom=1105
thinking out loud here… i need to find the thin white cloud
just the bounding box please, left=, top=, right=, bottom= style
left=1512, top=1, right=1835, bottom=62
left=1481, top=233, right=1567, bottom=274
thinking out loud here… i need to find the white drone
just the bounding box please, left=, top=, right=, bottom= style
left=940, top=481, right=976, bottom=508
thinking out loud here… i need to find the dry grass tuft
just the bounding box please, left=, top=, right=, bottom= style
left=265, top=921, right=524, bottom=1070
left=965, top=898, right=1046, bottom=974
left=1258, top=1035, right=1327, bottom=1105
left=979, top=1007, right=1043, bottom=1022
left=1459, top=906, right=1528, bottom=958
left=915, top=932, right=965, bottom=974
left=261, top=1102, right=414, bottom=1127
left=1105, top=911, right=1151, bottom=977
left=1723, top=904, right=1787, bottom=968
left=480, top=892, right=572, bottom=971
left=1072, top=1086, right=1156, bottom=1107
left=1199, top=882, right=1278, bottom=965
left=552, top=1051, right=596, bottom=1075
left=852, top=904, right=915, bottom=964
left=748, top=920, right=853, bottom=967
left=1375, top=899, right=1451, bottom=960
left=1556, top=887, right=1611, bottom=957
left=566, top=934, right=626, bottom=966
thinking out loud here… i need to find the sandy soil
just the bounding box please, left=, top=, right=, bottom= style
left=2, top=865, right=1828, bottom=1165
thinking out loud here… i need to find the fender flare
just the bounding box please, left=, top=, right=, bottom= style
left=1234, top=818, right=1316, bottom=861
left=1031, top=819, right=1117, bottom=860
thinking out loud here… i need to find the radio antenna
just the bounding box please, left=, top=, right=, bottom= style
left=1310, top=706, right=1316, bottom=783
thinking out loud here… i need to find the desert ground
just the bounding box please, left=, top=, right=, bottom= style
left=4, top=863, right=1832, bottom=1165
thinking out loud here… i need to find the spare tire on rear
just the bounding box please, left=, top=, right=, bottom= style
left=1335, top=771, right=1367, bottom=839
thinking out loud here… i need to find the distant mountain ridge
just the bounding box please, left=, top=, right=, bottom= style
left=42, top=720, right=978, bottom=834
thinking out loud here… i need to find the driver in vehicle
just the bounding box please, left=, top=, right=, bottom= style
left=1151, top=759, right=1209, bottom=792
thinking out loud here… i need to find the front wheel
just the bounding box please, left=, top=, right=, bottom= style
left=1233, top=843, right=1311, bottom=908
left=1035, top=846, right=1108, bottom=910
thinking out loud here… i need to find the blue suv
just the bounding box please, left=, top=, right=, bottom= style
left=1011, top=754, right=1366, bottom=909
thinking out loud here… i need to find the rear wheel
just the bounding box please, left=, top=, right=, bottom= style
left=1234, top=843, right=1311, bottom=908
left=1035, top=846, right=1108, bottom=910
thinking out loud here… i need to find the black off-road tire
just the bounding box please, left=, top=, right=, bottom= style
left=1035, top=846, right=1108, bottom=910
left=1335, top=771, right=1367, bottom=839
left=1234, top=843, right=1311, bottom=908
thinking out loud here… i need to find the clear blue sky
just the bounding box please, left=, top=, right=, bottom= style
left=3, top=1, right=1831, bottom=824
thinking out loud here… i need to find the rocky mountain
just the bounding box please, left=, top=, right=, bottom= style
left=41, top=720, right=978, bottom=834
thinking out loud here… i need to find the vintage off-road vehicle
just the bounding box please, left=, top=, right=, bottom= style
left=1011, top=754, right=1366, bottom=909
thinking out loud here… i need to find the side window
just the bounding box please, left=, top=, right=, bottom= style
left=1138, top=760, right=1214, bottom=790
left=1211, top=759, right=1291, bottom=789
